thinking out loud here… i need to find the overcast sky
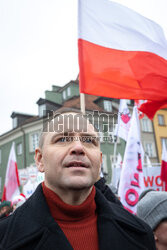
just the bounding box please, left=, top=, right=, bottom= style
left=0, top=0, right=167, bottom=135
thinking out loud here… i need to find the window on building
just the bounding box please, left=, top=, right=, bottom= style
left=12, top=117, right=18, bottom=129
left=62, top=90, right=66, bottom=100
left=158, top=115, right=165, bottom=126
left=144, top=142, right=156, bottom=157
left=98, top=131, right=104, bottom=143
left=17, top=143, right=22, bottom=155
left=141, top=118, right=152, bottom=132
left=108, top=132, right=120, bottom=144
left=39, top=104, right=46, bottom=117
left=108, top=132, right=114, bottom=143
left=29, top=132, right=40, bottom=152
left=0, top=149, right=1, bottom=164
left=67, top=87, right=71, bottom=97
left=110, top=155, right=118, bottom=165
left=104, top=100, right=112, bottom=112
left=161, top=138, right=167, bottom=149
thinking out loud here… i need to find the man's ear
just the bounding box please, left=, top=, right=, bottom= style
left=154, top=232, right=158, bottom=242
left=35, top=148, right=44, bottom=173
left=100, top=152, right=102, bottom=164
left=99, top=152, right=103, bottom=176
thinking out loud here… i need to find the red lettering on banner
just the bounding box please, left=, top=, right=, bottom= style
left=125, top=189, right=139, bottom=206
left=155, top=176, right=163, bottom=187
left=143, top=176, right=154, bottom=187
left=137, top=153, right=142, bottom=172
left=131, top=173, right=140, bottom=187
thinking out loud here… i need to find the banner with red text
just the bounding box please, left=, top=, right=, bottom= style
left=113, top=166, right=162, bottom=192
left=118, top=107, right=144, bottom=214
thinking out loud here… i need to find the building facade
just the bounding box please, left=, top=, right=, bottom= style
left=0, top=79, right=160, bottom=196
left=153, top=108, right=167, bottom=161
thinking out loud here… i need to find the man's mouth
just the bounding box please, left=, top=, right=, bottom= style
left=66, top=161, right=88, bottom=168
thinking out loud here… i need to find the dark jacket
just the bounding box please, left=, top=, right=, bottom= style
left=0, top=184, right=155, bottom=250
left=0, top=214, right=6, bottom=220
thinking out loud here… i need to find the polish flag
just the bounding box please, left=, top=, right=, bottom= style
left=2, top=143, right=20, bottom=201
left=160, top=141, right=167, bottom=191
left=118, top=107, right=144, bottom=214
left=115, top=99, right=131, bottom=141
left=78, top=0, right=167, bottom=101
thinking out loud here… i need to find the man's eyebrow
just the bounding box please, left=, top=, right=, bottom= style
left=50, top=132, right=75, bottom=139
left=51, top=132, right=97, bottom=138
left=79, top=133, right=98, bottom=137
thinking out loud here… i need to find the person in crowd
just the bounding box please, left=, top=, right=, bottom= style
left=137, top=190, right=167, bottom=250
left=0, top=201, right=12, bottom=219
left=12, top=194, right=26, bottom=212
left=0, top=110, right=155, bottom=249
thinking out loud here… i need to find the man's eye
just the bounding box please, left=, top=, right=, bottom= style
left=85, top=137, right=92, bottom=143
left=56, top=136, right=73, bottom=143
left=82, top=137, right=96, bottom=144
left=56, top=137, right=66, bottom=142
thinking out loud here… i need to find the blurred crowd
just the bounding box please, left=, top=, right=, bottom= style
left=0, top=194, right=26, bottom=219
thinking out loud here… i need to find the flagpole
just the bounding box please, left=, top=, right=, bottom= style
left=112, top=105, right=120, bottom=184
left=113, top=137, right=118, bottom=165
left=80, top=93, right=85, bottom=114
left=112, top=136, right=118, bottom=184
left=118, top=106, right=145, bottom=214
left=112, top=102, right=121, bottom=184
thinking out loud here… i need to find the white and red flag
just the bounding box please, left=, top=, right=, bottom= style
left=2, top=143, right=20, bottom=201
left=160, top=141, right=167, bottom=191
left=78, top=0, right=167, bottom=101
left=118, top=107, right=144, bottom=214
left=115, top=99, right=131, bottom=141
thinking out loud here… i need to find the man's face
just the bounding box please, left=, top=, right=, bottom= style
left=154, top=220, right=167, bottom=249
left=0, top=206, right=9, bottom=215
left=35, top=113, right=102, bottom=193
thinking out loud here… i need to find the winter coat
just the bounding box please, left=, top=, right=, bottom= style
left=0, top=184, right=155, bottom=250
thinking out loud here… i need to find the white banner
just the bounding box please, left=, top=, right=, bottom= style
left=118, top=107, right=144, bottom=214
left=113, top=166, right=162, bottom=192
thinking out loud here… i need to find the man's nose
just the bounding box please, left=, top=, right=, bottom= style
left=69, top=138, right=85, bottom=155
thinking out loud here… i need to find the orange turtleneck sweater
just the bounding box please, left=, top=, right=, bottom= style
left=42, top=183, right=99, bottom=250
